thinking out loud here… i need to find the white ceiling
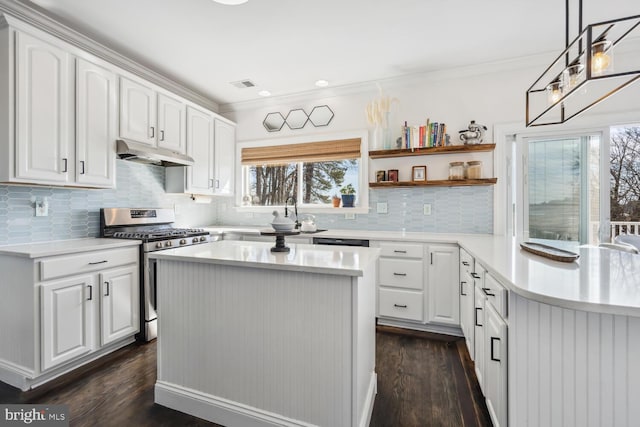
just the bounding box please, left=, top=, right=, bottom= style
left=23, top=0, right=638, bottom=108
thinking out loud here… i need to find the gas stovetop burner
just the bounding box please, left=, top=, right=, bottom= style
left=112, top=228, right=209, bottom=241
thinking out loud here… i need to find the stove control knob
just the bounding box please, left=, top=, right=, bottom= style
left=192, top=237, right=199, bottom=243
left=165, top=241, right=173, bottom=247
left=179, top=239, right=187, bottom=245
left=155, top=242, right=163, bottom=249
left=199, top=236, right=207, bottom=242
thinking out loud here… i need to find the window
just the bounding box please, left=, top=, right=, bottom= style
left=237, top=133, right=368, bottom=211
left=610, top=124, right=640, bottom=240
left=514, top=132, right=603, bottom=244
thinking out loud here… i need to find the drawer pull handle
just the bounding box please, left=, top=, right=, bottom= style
left=482, top=287, right=495, bottom=296
left=88, top=260, right=108, bottom=265
left=104, top=281, right=110, bottom=296
left=460, top=281, right=467, bottom=296
left=393, top=250, right=407, bottom=254
left=80, top=160, right=85, bottom=174
left=62, top=158, right=68, bottom=173
left=393, top=272, right=407, bottom=276
left=393, top=304, right=408, bottom=308
left=490, top=337, right=501, bottom=362
left=150, top=126, right=155, bottom=138
left=160, top=130, right=165, bottom=141
left=471, top=272, right=481, bottom=279
left=87, top=285, right=93, bottom=301
left=475, top=307, right=482, bottom=327
left=462, top=261, right=470, bottom=266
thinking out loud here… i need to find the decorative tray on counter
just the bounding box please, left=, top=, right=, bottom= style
left=520, top=242, right=580, bottom=263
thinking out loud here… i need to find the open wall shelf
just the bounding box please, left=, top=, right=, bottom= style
left=369, top=178, right=497, bottom=188
left=369, top=143, right=495, bottom=159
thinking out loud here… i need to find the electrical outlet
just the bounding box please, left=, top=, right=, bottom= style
left=377, top=202, right=388, bottom=214
left=423, top=204, right=432, bottom=215
left=345, top=212, right=356, bottom=220
left=35, top=198, right=48, bottom=217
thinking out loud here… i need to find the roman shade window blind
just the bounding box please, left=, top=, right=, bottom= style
left=241, top=138, right=361, bottom=165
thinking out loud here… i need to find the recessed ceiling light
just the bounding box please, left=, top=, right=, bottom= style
left=315, top=80, right=329, bottom=87
left=211, top=0, right=248, bottom=5
left=258, top=90, right=271, bottom=97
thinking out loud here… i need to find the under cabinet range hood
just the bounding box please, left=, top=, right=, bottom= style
left=116, top=139, right=194, bottom=167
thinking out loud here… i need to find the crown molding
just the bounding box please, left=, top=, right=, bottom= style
left=0, top=0, right=219, bottom=112
left=219, top=52, right=556, bottom=114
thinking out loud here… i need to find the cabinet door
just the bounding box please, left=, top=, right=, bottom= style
left=459, top=271, right=474, bottom=357
left=157, top=93, right=186, bottom=154
left=100, top=265, right=139, bottom=346
left=76, top=58, right=116, bottom=188
left=15, top=32, right=73, bottom=183
left=485, top=303, right=508, bottom=427
left=119, top=77, right=156, bottom=145
left=186, top=106, right=214, bottom=194
left=41, top=276, right=93, bottom=371
left=427, top=245, right=460, bottom=325
left=213, top=119, right=235, bottom=195
left=473, top=285, right=486, bottom=391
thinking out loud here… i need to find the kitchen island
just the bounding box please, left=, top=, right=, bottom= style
left=149, top=240, right=379, bottom=427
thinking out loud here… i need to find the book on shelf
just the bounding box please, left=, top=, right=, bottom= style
left=399, top=119, right=447, bottom=150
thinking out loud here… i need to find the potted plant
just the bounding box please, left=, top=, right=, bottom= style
left=340, top=184, right=356, bottom=208
left=332, top=193, right=341, bottom=208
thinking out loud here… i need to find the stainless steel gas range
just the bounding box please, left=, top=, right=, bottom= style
left=100, top=208, right=218, bottom=341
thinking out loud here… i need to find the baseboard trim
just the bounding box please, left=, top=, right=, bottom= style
left=0, top=336, right=135, bottom=391
left=155, top=381, right=324, bottom=427
left=360, top=373, right=377, bottom=427
left=377, top=318, right=464, bottom=336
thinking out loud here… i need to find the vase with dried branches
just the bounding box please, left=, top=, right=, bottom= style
left=365, top=86, right=398, bottom=150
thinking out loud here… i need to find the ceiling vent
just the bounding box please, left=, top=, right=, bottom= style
left=230, top=79, right=255, bottom=89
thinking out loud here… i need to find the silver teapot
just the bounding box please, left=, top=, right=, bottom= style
left=459, top=120, right=487, bottom=145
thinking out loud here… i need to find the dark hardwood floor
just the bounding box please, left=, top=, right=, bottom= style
left=0, top=327, right=491, bottom=427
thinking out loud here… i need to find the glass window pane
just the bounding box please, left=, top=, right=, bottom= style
left=301, top=159, right=358, bottom=204
left=247, top=164, right=298, bottom=206
left=528, top=138, right=581, bottom=241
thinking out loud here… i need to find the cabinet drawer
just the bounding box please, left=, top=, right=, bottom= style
left=460, top=248, right=475, bottom=276
left=483, top=272, right=508, bottom=318
left=379, top=288, right=423, bottom=321
left=379, top=258, right=423, bottom=290
left=40, top=246, right=138, bottom=281
left=379, top=242, right=424, bottom=258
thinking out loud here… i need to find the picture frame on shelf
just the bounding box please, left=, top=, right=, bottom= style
left=376, top=170, right=386, bottom=182
left=388, top=169, right=399, bottom=182
left=412, top=165, right=427, bottom=182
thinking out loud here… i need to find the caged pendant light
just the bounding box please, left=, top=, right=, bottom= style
left=526, top=0, right=640, bottom=127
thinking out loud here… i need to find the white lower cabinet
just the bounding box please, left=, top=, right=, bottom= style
left=459, top=248, right=475, bottom=356
left=375, top=241, right=459, bottom=332
left=0, top=243, right=139, bottom=390
left=485, top=302, right=507, bottom=427
left=100, top=265, right=139, bottom=346
left=427, top=244, right=459, bottom=326
left=40, top=275, right=94, bottom=371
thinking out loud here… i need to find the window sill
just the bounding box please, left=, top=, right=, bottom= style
left=233, top=205, right=370, bottom=215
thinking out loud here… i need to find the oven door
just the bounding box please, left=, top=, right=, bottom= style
left=142, top=254, right=158, bottom=341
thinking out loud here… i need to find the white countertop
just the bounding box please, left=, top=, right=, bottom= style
left=0, top=238, right=141, bottom=258
left=149, top=240, right=379, bottom=277
left=205, top=225, right=640, bottom=316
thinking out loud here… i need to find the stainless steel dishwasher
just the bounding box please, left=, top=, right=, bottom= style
left=313, top=237, right=370, bottom=247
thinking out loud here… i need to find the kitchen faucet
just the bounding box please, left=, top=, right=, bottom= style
left=284, top=197, right=300, bottom=229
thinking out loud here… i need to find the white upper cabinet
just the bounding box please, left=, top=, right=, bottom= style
left=157, top=93, right=186, bottom=154
left=119, top=76, right=157, bottom=146
left=213, top=119, right=235, bottom=195
left=15, top=31, right=74, bottom=184
left=76, top=58, right=117, bottom=188
left=186, top=105, right=214, bottom=194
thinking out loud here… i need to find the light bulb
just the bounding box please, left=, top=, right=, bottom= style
left=562, top=63, right=584, bottom=94
left=591, top=40, right=613, bottom=76
left=546, top=81, right=562, bottom=105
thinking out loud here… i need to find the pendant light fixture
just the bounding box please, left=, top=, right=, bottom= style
left=526, top=0, right=640, bottom=127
